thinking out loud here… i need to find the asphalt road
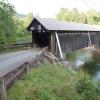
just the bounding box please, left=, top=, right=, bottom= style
left=0, top=49, right=41, bottom=78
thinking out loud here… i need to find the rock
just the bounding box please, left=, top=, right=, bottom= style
left=35, top=50, right=71, bottom=67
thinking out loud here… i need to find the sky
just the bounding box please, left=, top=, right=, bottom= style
left=8, top=0, right=100, bottom=18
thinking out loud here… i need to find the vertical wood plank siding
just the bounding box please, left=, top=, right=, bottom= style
left=95, top=32, right=100, bottom=45
left=57, top=32, right=98, bottom=53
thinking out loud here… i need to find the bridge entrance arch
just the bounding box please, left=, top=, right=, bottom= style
left=32, top=31, right=50, bottom=48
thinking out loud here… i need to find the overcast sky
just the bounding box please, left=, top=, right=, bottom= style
left=8, top=0, right=100, bottom=18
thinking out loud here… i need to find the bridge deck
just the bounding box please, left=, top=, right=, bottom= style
left=0, top=49, right=41, bottom=78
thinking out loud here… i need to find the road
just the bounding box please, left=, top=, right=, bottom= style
left=0, top=49, right=41, bottom=78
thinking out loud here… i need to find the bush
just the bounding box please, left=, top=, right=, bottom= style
left=76, top=75, right=99, bottom=100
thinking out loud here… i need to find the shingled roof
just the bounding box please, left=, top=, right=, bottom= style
left=28, top=17, right=100, bottom=32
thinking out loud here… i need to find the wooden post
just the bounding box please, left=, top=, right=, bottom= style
left=32, top=32, right=35, bottom=48
left=26, top=63, right=30, bottom=74
left=50, top=33, right=53, bottom=53
left=50, top=33, right=55, bottom=54
left=55, top=39, right=58, bottom=56
left=55, top=32, right=63, bottom=59
left=88, top=32, right=92, bottom=46
left=0, top=79, right=7, bottom=100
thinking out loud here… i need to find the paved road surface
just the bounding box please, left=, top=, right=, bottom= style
left=0, top=49, right=41, bottom=78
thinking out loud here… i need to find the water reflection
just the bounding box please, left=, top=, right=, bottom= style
left=95, top=72, right=100, bottom=80
left=66, top=48, right=100, bottom=81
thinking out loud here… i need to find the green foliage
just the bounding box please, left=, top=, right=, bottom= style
left=14, top=13, right=33, bottom=40
left=66, top=52, right=77, bottom=61
left=76, top=76, right=99, bottom=100
left=57, top=8, right=86, bottom=23
left=7, top=64, right=99, bottom=100
left=12, top=12, right=33, bottom=45
left=57, top=8, right=100, bottom=25
left=0, top=0, right=16, bottom=47
left=0, top=0, right=33, bottom=50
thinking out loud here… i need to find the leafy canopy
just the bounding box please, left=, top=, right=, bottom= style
left=0, top=0, right=16, bottom=46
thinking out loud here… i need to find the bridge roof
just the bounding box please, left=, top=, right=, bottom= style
left=28, top=17, right=100, bottom=32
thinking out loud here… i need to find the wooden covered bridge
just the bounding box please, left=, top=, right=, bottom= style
left=27, top=17, right=100, bottom=59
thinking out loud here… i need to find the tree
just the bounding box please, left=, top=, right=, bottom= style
left=56, top=8, right=100, bottom=25
left=15, top=13, right=33, bottom=43
left=57, top=8, right=82, bottom=22
left=0, top=0, right=16, bottom=48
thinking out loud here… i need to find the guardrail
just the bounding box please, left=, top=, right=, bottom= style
left=0, top=56, right=37, bottom=100
left=0, top=43, right=32, bottom=51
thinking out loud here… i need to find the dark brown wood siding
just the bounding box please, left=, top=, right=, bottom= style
left=57, top=32, right=98, bottom=53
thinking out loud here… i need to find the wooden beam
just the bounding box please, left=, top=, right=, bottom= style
left=50, top=33, right=56, bottom=54
left=55, top=32, right=63, bottom=59
left=32, top=32, right=34, bottom=48
left=88, top=32, right=92, bottom=46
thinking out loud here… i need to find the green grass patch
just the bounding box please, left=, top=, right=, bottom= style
left=8, top=64, right=100, bottom=100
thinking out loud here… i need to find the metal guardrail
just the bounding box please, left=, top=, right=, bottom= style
left=0, top=43, right=32, bottom=51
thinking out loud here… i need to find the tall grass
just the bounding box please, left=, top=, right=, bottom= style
left=8, top=64, right=100, bottom=100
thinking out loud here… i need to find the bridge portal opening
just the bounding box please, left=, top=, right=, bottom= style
left=32, top=31, right=50, bottom=47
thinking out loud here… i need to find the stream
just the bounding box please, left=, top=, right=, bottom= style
left=66, top=48, right=100, bottom=82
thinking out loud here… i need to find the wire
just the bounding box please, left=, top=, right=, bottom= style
left=89, top=0, right=100, bottom=11
left=81, top=0, right=96, bottom=11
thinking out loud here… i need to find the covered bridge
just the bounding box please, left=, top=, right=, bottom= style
left=27, top=17, right=100, bottom=59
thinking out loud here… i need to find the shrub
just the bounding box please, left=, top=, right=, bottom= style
left=76, top=75, right=99, bottom=100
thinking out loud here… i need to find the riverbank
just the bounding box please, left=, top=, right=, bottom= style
left=8, top=64, right=100, bottom=100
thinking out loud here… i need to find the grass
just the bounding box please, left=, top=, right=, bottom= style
left=7, top=64, right=100, bottom=100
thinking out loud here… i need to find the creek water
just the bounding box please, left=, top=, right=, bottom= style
left=66, top=48, right=100, bottom=82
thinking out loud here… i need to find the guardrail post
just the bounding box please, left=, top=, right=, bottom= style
left=25, top=63, right=30, bottom=74
left=0, top=79, right=7, bottom=100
